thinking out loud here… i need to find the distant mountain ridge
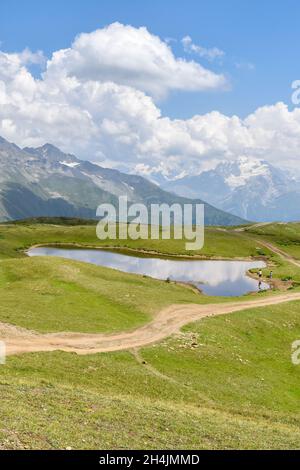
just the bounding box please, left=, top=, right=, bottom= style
left=162, top=157, right=300, bottom=222
left=0, top=136, right=246, bottom=226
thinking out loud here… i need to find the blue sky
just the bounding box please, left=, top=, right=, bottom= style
left=1, top=0, right=299, bottom=119
left=1, top=0, right=300, bottom=177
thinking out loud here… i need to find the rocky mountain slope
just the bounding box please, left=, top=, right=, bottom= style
left=162, top=157, right=300, bottom=222
left=0, top=136, right=246, bottom=225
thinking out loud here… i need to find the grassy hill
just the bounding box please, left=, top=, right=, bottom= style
left=0, top=220, right=300, bottom=449
left=246, top=222, right=300, bottom=258
left=1, top=301, right=300, bottom=449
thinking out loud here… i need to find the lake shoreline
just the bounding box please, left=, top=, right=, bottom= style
left=27, top=245, right=270, bottom=297
left=26, top=242, right=268, bottom=262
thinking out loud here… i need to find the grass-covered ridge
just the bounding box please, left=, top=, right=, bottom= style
left=0, top=218, right=269, bottom=260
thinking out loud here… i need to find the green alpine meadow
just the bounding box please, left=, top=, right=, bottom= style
left=1, top=219, right=300, bottom=449
left=1, top=0, right=300, bottom=456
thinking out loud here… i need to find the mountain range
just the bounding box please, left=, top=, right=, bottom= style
left=162, top=157, right=300, bottom=222
left=0, top=136, right=245, bottom=226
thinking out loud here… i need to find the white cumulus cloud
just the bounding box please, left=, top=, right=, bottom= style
left=45, top=23, right=227, bottom=100
left=0, top=24, right=300, bottom=181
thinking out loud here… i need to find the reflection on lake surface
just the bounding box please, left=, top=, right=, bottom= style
left=28, top=247, right=269, bottom=297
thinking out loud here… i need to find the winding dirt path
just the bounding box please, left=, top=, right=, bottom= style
left=233, top=223, right=300, bottom=268
left=254, top=239, right=300, bottom=268
left=2, top=292, right=300, bottom=357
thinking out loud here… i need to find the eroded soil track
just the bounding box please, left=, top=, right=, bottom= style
left=2, top=292, right=300, bottom=356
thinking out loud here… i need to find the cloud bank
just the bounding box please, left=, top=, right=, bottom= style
left=0, top=22, right=300, bottom=180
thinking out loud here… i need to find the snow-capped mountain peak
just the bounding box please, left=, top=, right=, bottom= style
left=162, top=156, right=300, bottom=222
left=224, top=157, right=270, bottom=189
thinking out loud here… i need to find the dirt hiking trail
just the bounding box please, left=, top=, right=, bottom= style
left=2, top=292, right=300, bottom=357
left=233, top=224, right=300, bottom=268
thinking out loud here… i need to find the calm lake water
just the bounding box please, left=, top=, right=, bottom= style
left=28, top=247, right=269, bottom=297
